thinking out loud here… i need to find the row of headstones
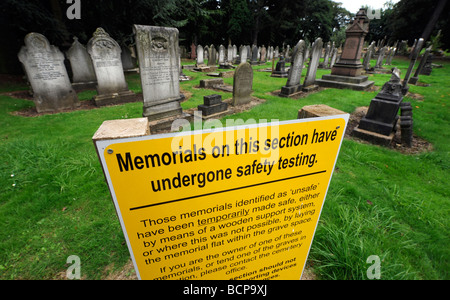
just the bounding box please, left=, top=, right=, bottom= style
left=18, top=28, right=140, bottom=113
left=18, top=26, right=255, bottom=122
left=195, top=44, right=285, bottom=67
left=271, top=38, right=325, bottom=97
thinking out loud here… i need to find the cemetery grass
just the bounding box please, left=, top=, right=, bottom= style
left=0, top=58, right=448, bottom=280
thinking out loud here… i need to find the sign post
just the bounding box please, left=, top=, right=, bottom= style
left=93, top=114, right=348, bottom=280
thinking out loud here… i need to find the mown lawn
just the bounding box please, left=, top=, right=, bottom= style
left=0, top=56, right=448, bottom=279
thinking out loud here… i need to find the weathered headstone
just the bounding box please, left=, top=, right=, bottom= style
left=208, top=45, right=217, bottom=66
left=320, top=42, right=331, bottom=68
left=240, top=45, right=248, bottom=63
left=218, top=45, right=225, bottom=64
left=332, top=9, right=368, bottom=76
left=66, top=36, right=97, bottom=90
left=409, top=46, right=431, bottom=84
left=363, top=41, right=375, bottom=71
left=250, top=45, right=259, bottom=65
left=197, top=94, right=228, bottom=117
left=18, top=32, right=80, bottom=113
left=280, top=40, right=306, bottom=97
left=87, top=28, right=134, bottom=106
left=190, top=42, right=197, bottom=59
left=329, top=48, right=338, bottom=68
left=375, top=46, right=387, bottom=69
left=402, top=38, right=424, bottom=95
left=134, top=25, right=184, bottom=121
left=260, top=46, right=267, bottom=63
left=316, top=9, right=374, bottom=90
left=384, top=47, right=394, bottom=65
left=420, top=51, right=433, bottom=76
left=196, top=45, right=204, bottom=66
left=121, top=45, right=138, bottom=72
left=353, top=67, right=403, bottom=145
left=232, top=62, right=253, bottom=105
left=303, top=37, right=323, bottom=89
left=271, top=55, right=289, bottom=78
left=232, top=45, right=238, bottom=62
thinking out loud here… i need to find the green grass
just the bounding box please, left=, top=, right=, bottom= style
left=0, top=56, right=448, bottom=279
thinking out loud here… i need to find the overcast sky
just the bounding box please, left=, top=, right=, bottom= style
left=336, top=0, right=400, bottom=13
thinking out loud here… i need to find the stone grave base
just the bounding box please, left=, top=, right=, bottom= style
left=279, top=84, right=303, bottom=98
left=94, top=90, right=135, bottom=106
left=149, top=112, right=193, bottom=133
left=316, top=74, right=374, bottom=91
left=298, top=104, right=346, bottom=119
left=352, top=126, right=395, bottom=146
left=194, top=66, right=218, bottom=72
left=72, top=81, right=97, bottom=92
left=302, top=85, right=319, bottom=92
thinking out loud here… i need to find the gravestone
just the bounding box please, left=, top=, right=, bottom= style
left=227, top=44, right=233, bottom=63
left=87, top=28, right=134, bottom=106
left=134, top=25, right=185, bottom=122
left=402, top=38, right=424, bottom=95
left=196, top=45, right=204, bottom=66
left=303, top=37, right=323, bottom=89
left=409, top=46, right=431, bottom=84
left=420, top=52, right=433, bottom=76
left=385, top=46, right=395, bottom=65
left=232, top=45, right=238, bottom=62
left=220, top=44, right=233, bottom=69
left=320, top=42, right=331, bottom=68
left=329, top=48, right=338, bottom=68
left=280, top=40, right=306, bottom=97
left=316, top=9, right=374, bottom=91
left=240, top=45, right=248, bottom=63
left=190, top=42, right=197, bottom=59
left=271, top=55, right=289, bottom=78
left=66, top=36, right=97, bottom=90
left=208, top=45, right=217, bottom=66
left=375, top=46, right=387, bottom=69
left=260, top=46, right=267, bottom=63
left=363, top=41, right=375, bottom=71
left=218, top=45, right=225, bottom=64
left=232, top=62, right=253, bottom=105
left=197, top=94, right=228, bottom=117
left=121, top=45, right=138, bottom=72
left=250, top=45, right=259, bottom=65
left=353, top=68, right=403, bottom=145
left=18, top=32, right=80, bottom=113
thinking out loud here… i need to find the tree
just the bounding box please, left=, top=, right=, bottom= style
left=387, top=0, right=450, bottom=50
left=226, top=0, right=252, bottom=45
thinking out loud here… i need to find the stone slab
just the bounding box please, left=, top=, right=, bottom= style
left=316, top=77, right=374, bottom=91
left=352, top=126, right=394, bottom=146
left=148, top=112, right=193, bottom=133
left=279, top=84, right=303, bottom=97
left=93, top=90, right=136, bottom=106
left=298, top=104, right=346, bottom=119
left=92, top=118, right=150, bottom=141
left=198, top=102, right=228, bottom=116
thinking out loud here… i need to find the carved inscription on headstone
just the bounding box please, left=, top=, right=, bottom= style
left=18, top=32, right=79, bottom=113
left=134, top=25, right=183, bottom=120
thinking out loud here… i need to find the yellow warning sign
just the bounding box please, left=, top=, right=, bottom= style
left=95, top=115, right=348, bottom=280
